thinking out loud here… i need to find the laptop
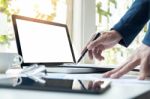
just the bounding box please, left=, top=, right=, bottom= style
left=11, top=14, right=115, bottom=73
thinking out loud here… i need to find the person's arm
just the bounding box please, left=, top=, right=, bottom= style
left=112, top=0, right=150, bottom=47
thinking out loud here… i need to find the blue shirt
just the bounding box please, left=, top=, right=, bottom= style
left=112, top=0, right=150, bottom=47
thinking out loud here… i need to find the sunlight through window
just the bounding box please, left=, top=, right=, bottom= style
left=0, top=0, right=70, bottom=52
left=9, top=0, right=67, bottom=23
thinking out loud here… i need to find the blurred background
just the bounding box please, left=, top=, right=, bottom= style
left=0, top=0, right=147, bottom=67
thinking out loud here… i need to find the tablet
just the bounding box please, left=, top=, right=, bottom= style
left=0, top=78, right=111, bottom=94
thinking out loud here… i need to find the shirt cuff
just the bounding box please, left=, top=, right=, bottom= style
left=142, top=32, right=150, bottom=46
left=112, top=24, right=133, bottom=47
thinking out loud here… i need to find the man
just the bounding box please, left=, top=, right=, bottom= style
left=86, top=0, right=150, bottom=80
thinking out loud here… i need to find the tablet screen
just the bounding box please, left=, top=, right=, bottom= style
left=0, top=78, right=111, bottom=94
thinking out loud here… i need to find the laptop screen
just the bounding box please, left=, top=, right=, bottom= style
left=12, top=15, right=76, bottom=65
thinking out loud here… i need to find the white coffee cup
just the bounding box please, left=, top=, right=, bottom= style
left=0, top=52, right=23, bottom=73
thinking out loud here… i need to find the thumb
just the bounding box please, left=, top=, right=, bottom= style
left=138, top=59, right=148, bottom=80
left=138, top=72, right=146, bottom=80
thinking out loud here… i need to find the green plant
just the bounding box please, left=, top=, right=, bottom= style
left=0, top=0, right=59, bottom=45
left=96, top=0, right=117, bottom=23
left=0, top=0, right=9, bottom=14
left=0, top=0, right=59, bottom=21
left=0, top=34, right=14, bottom=47
left=0, top=0, right=14, bottom=45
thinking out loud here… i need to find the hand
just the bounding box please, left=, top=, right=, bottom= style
left=83, top=30, right=122, bottom=61
left=103, top=44, right=150, bottom=80
left=88, top=80, right=104, bottom=90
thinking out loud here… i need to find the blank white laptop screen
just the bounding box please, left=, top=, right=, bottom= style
left=15, top=18, right=74, bottom=63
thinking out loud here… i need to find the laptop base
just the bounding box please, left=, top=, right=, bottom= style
left=46, top=66, right=114, bottom=74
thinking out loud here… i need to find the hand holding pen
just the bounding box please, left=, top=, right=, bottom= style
left=77, top=32, right=101, bottom=63
left=77, top=30, right=122, bottom=63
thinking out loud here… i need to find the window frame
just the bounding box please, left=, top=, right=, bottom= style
left=72, top=0, right=96, bottom=63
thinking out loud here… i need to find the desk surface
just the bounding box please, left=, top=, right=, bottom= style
left=0, top=73, right=150, bottom=99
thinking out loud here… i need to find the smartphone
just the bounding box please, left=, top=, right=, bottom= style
left=0, top=78, right=111, bottom=94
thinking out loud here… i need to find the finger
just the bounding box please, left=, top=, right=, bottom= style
left=88, top=81, right=93, bottom=90
left=103, top=59, right=131, bottom=78
left=138, top=57, right=149, bottom=80
left=103, top=65, right=125, bottom=78
left=87, top=32, right=112, bottom=50
left=103, top=57, right=139, bottom=78
left=87, top=37, right=102, bottom=50
left=88, top=50, right=93, bottom=60
left=110, top=58, right=139, bottom=79
left=93, top=47, right=104, bottom=61
left=93, top=81, right=104, bottom=90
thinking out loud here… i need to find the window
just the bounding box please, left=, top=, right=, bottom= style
left=73, top=0, right=147, bottom=67
left=0, top=0, right=73, bottom=52
left=1, top=0, right=147, bottom=67
left=72, top=0, right=96, bottom=63
left=95, top=0, right=147, bottom=67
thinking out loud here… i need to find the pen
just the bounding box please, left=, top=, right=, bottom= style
left=77, top=32, right=101, bottom=63
left=78, top=80, right=87, bottom=90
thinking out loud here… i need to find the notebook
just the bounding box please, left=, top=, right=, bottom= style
left=12, top=15, right=114, bottom=73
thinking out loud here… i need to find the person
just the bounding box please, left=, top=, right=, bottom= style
left=85, top=0, right=150, bottom=80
